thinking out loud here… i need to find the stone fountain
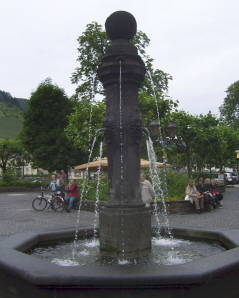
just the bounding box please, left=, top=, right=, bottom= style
left=1, top=10, right=239, bottom=298
left=97, top=10, right=151, bottom=259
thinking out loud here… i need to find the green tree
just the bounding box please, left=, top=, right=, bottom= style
left=68, top=21, right=177, bottom=166
left=216, top=126, right=239, bottom=171
left=65, top=97, right=106, bottom=159
left=170, top=111, right=198, bottom=178
left=71, top=21, right=172, bottom=100
left=139, top=91, right=178, bottom=159
left=219, top=80, right=239, bottom=128
left=0, top=139, right=23, bottom=173
left=170, top=111, right=239, bottom=175
left=21, top=78, right=85, bottom=173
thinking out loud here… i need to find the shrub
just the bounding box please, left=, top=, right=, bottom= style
left=2, top=169, right=18, bottom=184
left=77, top=178, right=108, bottom=201
left=141, top=169, right=188, bottom=201
left=0, top=178, right=48, bottom=188
left=167, top=171, right=188, bottom=201
left=75, top=170, right=188, bottom=202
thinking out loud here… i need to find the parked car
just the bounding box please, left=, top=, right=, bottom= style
left=224, top=172, right=238, bottom=185
left=202, top=173, right=224, bottom=186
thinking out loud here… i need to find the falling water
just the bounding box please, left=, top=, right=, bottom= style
left=146, top=70, right=160, bottom=121
left=87, top=74, right=97, bottom=155
left=72, top=136, right=98, bottom=259
left=146, top=70, right=168, bottom=201
left=93, top=141, right=103, bottom=238
left=146, top=138, right=172, bottom=237
left=119, top=59, right=125, bottom=260
left=72, top=73, right=99, bottom=258
left=119, top=60, right=124, bottom=202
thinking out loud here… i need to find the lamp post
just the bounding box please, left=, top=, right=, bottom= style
left=149, top=119, right=177, bottom=199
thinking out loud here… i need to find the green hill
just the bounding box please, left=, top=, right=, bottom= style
left=0, top=94, right=24, bottom=139
left=0, top=116, right=23, bottom=139
left=16, top=98, right=28, bottom=111
left=0, top=90, right=28, bottom=139
left=0, top=101, right=23, bottom=118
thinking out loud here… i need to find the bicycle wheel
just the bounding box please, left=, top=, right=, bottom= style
left=52, top=196, right=65, bottom=212
left=32, top=197, right=47, bottom=211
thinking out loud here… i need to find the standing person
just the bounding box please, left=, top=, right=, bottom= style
left=140, top=173, right=155, bottom=207
left=64, top=179, right=79, bottom=213
left=186, top=179, right=204, bottom=214
left=56, top=173, right=65, bottom=192
left=60, top=169, right=67, bottom=185
left=48, top=174, right=57, bottom=192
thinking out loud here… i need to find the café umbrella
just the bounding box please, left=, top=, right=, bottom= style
left=74, top=158, right=170, bottom=171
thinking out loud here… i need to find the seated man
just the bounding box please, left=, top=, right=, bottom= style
left=64, top=179, right=79, bottom=213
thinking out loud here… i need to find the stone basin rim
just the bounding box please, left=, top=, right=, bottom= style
left=1, top=226, right=239, bottom=287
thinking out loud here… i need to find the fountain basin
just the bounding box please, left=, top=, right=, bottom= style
left=1, top=227, right=239, bottom=297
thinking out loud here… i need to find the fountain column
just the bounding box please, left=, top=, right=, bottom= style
left=98, top=11, right=151, bottom=258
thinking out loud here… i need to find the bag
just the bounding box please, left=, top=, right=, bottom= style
left=184, top=195, right=190, bottom=201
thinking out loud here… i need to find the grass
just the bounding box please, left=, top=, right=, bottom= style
left=0, top=116, right=23, bottom=139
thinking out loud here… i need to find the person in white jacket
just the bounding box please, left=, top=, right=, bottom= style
left=140, top=173, right=155, bottom=207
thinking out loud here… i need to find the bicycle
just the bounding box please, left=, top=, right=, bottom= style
left=32, top=187, right=65, bottom=212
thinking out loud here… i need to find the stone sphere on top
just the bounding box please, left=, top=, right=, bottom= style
left=105, top=11, right=137, bottom=41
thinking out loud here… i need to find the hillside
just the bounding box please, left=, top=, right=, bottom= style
left=0, top=101, right=23, bottom=139
left=0, top=91, right=26, bottom=139
left=16, top=98, right=28, bottom=111
left=0, top=116, right=23, bottom=139
left=0, top=101, right=23, bottom=118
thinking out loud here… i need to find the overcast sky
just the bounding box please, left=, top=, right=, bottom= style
left=1, top=0, right=238, bottom=116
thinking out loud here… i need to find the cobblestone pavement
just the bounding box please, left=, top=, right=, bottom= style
left=0, top=191, right=96, bottom=241
left=0, top=186, right=239, bottom=241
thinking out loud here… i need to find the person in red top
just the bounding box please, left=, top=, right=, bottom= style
left=64, top=179, right=79, bottom=213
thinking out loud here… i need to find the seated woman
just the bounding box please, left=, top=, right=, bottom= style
left=210, top=179, right=223, bottom=207
left=204, top=178, right=221, bottom=208
left=186, top=179, right=205, bottom=214
left=196, top=177, right=213, bottom=211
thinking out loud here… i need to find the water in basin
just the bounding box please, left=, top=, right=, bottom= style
left=28, top=235, right=226, bottom=267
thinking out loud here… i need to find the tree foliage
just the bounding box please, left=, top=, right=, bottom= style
left=69, top=20, right=239, bottom=175
left=170, top=111, right=239, bottom=176
left=219, top=80, right=239, bottom=128
left=21, top=78, right=85, bottom=173
left=0, top=139, right=23, bottom=173
left=65, top=97, right=106, bottom=159
left=71, top=21, right=172, bottom=100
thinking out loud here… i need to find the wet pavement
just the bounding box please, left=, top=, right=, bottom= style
left=0, top=185, right=239, bottom=241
